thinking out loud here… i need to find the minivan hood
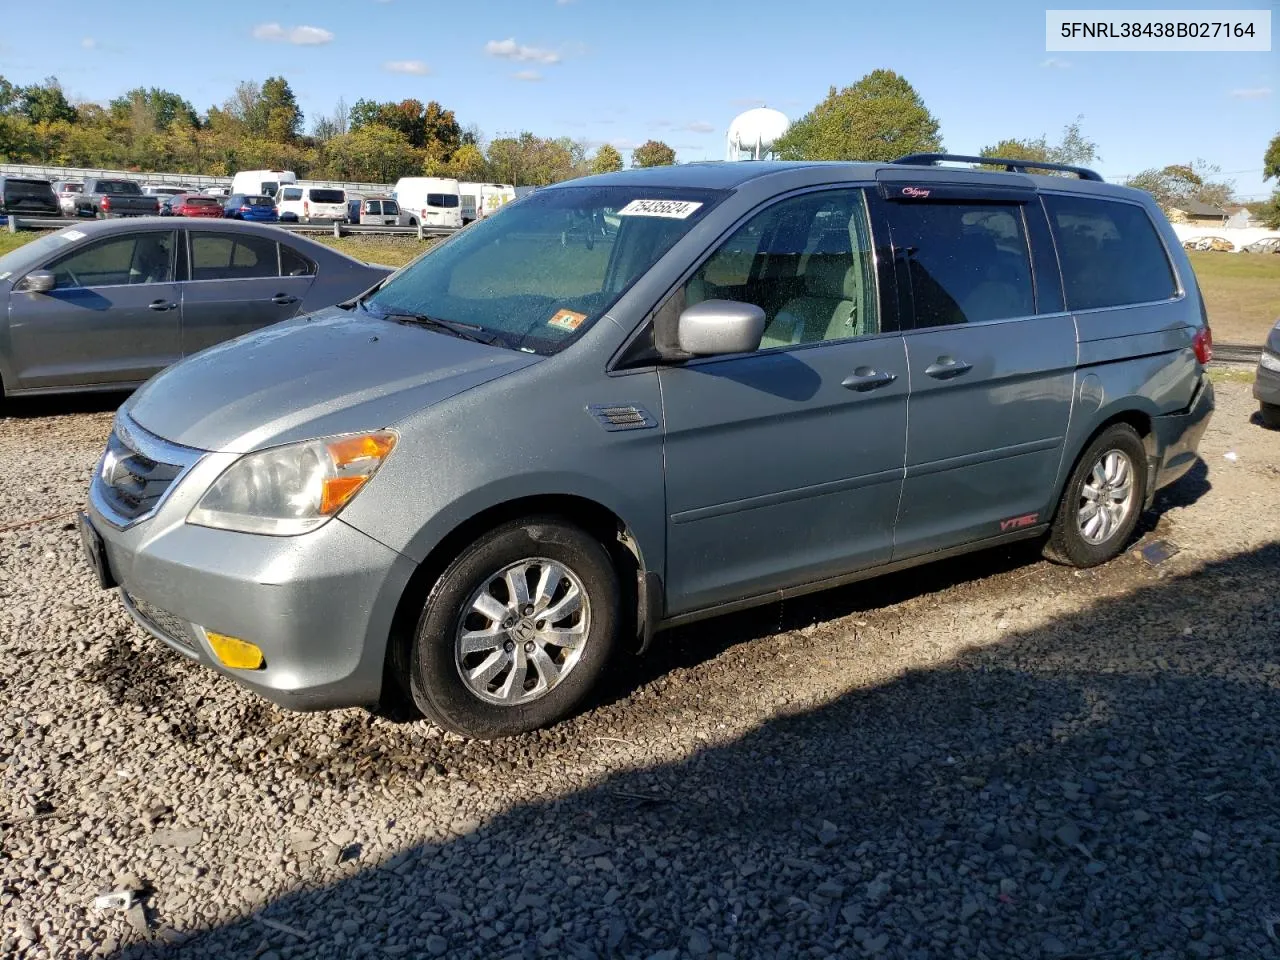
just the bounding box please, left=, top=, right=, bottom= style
left=125, top=308, right=540, bottom=453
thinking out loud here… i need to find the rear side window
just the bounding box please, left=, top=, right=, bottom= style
left=427, top=193, right=459, bottom=208
left=280, top=245, right=316, bottom=277
left=190, top=233, right=279, bottom=280
left=887, top=202, right=1034, bottom=327
left=1043, top=195, right=1177, bottom=310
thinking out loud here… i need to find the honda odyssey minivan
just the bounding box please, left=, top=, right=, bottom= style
left=81, top=156, right=1214, bottom=739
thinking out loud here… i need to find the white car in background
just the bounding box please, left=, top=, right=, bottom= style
left=391, top=177, right=462, bottom=229
left=277, top=186, right=348, bottom=224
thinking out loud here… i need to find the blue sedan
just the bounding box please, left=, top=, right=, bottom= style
left=223, top=194, right=279, bottom=222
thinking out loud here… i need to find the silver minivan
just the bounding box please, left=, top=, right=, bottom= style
left=82, top=157, right=1215, bottom=738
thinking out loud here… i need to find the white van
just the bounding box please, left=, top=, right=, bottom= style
left=230, top=170, right=297, bottom=199
left=458, top=182, right=516, bottom=223
left=391, top=177, right=462, bottom=229
left=277, top=185, right=348, bottom=223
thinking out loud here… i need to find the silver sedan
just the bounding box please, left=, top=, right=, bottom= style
left=0, top=219, right=392, bottom=398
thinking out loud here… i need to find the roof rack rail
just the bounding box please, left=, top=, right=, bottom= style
left=892, top=153, right=1104, bottom=182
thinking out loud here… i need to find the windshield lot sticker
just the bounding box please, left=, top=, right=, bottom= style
left=616, top=199, right=703, bottom=219
left=62, top=230, right=86, bottom=241
left=548, top=309, right=588, bottom=331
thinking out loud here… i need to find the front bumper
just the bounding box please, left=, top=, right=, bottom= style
left=1150, top=374, right=1215, bottom=494
left=85, top=441, right=417, bottom=710
left=1253, top=358, right=1280, bottom=407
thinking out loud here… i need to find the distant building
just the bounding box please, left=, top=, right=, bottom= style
left=1223, top=205, right=1260, bottom=228
left=1166, top=200, right=1227, bottom=226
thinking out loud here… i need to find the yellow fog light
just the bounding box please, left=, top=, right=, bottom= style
left=205, top=631, right=265, bottom=670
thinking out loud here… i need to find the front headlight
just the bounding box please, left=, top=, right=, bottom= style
left=188, top=431, right=397, bottom=536
left=1261, top=351, right=1280, bottom=373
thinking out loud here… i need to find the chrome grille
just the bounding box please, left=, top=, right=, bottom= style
left=90, top=417, right=202, bottom=528
left=127, top=594, right=195, bottom=649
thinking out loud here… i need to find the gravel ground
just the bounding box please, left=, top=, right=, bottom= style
left=1, top=381, right=1278, bottom=960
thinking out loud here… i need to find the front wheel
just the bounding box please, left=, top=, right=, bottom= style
left=408, top=517, right=620, bottom=738
left=1260, top=403, right=1280, bottom=430
left=1043, top=423, right=1148, bottom=567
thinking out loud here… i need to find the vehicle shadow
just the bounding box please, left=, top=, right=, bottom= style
left=113, top=537, right=1279, bottom=960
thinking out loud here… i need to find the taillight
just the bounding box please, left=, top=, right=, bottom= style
left=1192, top=327, right=1212, bottom=365
left=303, top=200, right=309, bottom=215
left=240, top=206, right=251, bottom=212
left=101, top=197, right=111, bottom=210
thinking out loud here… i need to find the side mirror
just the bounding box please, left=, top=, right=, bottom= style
left=677, top=299, right=766, bottom=356
left=17, top=270, right=56, bottom=294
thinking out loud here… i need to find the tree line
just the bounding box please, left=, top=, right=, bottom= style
left=0, top=75, right=677, bottom=184
left=0, top=71, right=1275, bottom=224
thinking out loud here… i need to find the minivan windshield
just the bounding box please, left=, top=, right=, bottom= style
left=363, top=185, right=725, bottom=355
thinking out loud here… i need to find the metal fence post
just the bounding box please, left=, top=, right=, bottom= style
left=6, top=216, right=16, bottom=234
left=417, top=221, right=424, bottom=241
left=333, top=221, right=341, bottom=239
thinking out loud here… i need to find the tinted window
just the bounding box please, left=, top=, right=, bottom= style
left=95, top=180, right=141, bottom=195
left=190, top=233, right=278, bottom=280
left=427, top=193, right=459, bottom=208
left=887, top=202, right=1034, bottom=327
left=308, top=189, right=345, bottom=204
left=365, top=201, right=381, bottom=215
left=1043, top=195, right=1177, bottom=310
left=382, top=200, right=399, bottom=215
left=684, top=189, right=879, bottom=349
left=47, top=232, right=174, bottom=288
left=247, top=196, right=273, bottom=207
left=280, top=188, right=303, bottom=202
left=4, top=179, right=54, bottom=199
left=186, top=196, right=220, bottom=207
left=260, top=181, right=279, bottom=197
left=280, top=245, right=315, bottom=277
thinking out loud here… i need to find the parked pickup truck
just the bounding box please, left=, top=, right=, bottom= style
left=76, top=179, right=159, bottom=218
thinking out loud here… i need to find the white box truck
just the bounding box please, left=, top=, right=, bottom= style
left=459, top=182, right=517, bottom=223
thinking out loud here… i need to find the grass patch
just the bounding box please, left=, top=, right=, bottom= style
left=1188, top=251, right=1280, bottom=346
left=0, top=231, right=32, bottom=258
left=315, top=235, right=436, bottom=269
left=1206, top=366, right=1257, bottom=385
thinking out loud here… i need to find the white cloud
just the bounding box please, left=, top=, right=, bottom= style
left=80, top=37, right=97, bottom=49
left=1229, top=87, right=1271, bottom=99
left=512, top=70, right=543, bottom=82
left=1041, top=57, right=1071, bottom=69
left=252, top=23, right=335, bottom=45
left=485, top=38, right=561, bottom=64
left=384, top=60, right=430, bottom=75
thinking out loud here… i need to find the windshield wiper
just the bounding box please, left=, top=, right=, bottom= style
left=371, top=308, right=504, bottom=347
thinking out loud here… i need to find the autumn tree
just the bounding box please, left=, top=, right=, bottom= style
left=979, top=117, right=1099, bottom=172
left=108, top=88, right=198, bottom=131
left=775, top=69, right=941, bottom=162
left=486, top=132, right=581, bottom=185
left=632, top=139, right=675, bottom=168
left=1123, top=161, right=1234, bottom=210
left=1261, top=132, right=1280, bottom=229
left=591, top=144, right=623, bottom=174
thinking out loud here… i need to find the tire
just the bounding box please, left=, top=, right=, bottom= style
left=407, top=517, right=620, bottom=739
left=1260, top=403, right=1280, bottom=430
left=1043, top=423, right=1147, bottom=568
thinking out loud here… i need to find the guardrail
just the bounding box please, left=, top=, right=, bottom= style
left=1, top=215, right=456, bottom=240
left=0, top=162, right=395, bottom=195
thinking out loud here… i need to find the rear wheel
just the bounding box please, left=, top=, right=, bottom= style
left=1260, top=403, right=1280, bottom=430
left=408, top=517, right=620, bottom=739
left=1044, top=423, right=1147, bottom=567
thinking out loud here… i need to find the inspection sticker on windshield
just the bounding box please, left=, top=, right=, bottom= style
left=616, top=199, right=703, bottom=219
left=548, top=309, right=588, bottom=331
left=61, top=230, right=86, bottom=241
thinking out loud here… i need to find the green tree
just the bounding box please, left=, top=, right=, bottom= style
left=108, top=88, right=198, bottom=130
left=261, top=76, right=302, bottom=141
left=321, top=124, right=419, bottom=182
left=0, top=76, right=19, bottom=115
left=486, top=132, right=580, bottom=185
left=775, top=69, right=941, bottom=162
left=632, top=139, right=676, bottom=168
left=591, top=143, right=623, bottom=174
left=1264, top=131, right=1280, bottom=181
left=445, top=142, right=488, bottom=181
left=1124, top=160, right=1234, bottom=210
left=19, top=77, right=77, bottom=125
left=979, top=117, right=1099, bottom=173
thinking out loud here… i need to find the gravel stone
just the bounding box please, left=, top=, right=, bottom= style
left=0, top=380, right=1277, bottom=959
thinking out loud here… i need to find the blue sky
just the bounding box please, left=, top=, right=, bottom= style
left=2, top=0, right=1276, bottom=198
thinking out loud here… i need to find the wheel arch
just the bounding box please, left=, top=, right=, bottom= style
left=379, top=493, right=657, bottom=714
left=1052, top=404, right=1156, bottom=523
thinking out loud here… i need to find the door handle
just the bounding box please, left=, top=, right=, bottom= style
left=924, top=356, right=973, bottom=379
left=148, top=300, right=177, bottom=311
left=270, top=293, right=298, bottom=305
left=841, top=367, right=899, bottom=392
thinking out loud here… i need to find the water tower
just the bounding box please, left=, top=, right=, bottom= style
left=726, top=107, right=791, bottom=161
